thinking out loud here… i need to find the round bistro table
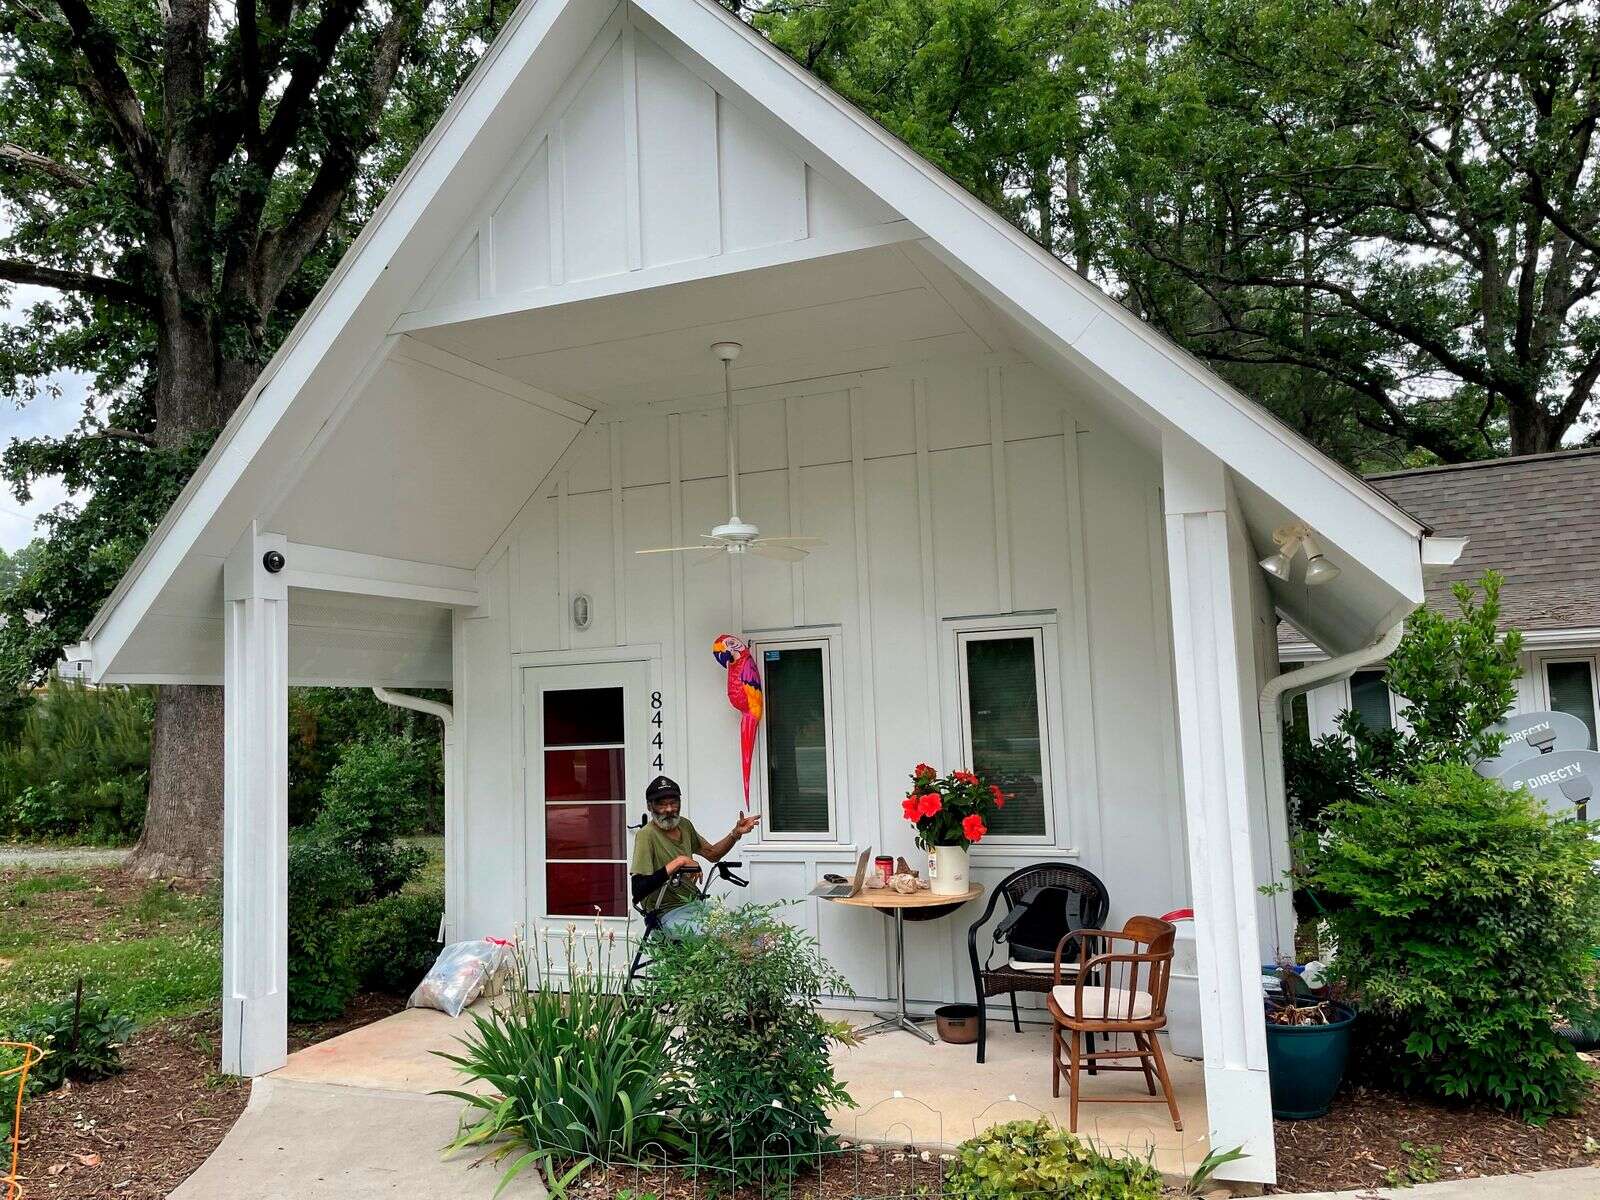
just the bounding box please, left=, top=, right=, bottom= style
left=830, top=884, right=983, bottom=1042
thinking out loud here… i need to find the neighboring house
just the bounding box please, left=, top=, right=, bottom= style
left=1285, top=450, right=1600, bottom=747
left=60, top=0, right=1464, bottom=1182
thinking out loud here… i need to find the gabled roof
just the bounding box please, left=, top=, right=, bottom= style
left=1369, top=449, right=1600, bottom=634
left=81, top=0, right=1438, bottom=678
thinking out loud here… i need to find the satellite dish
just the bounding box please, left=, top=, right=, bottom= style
left=1474, top=710, right=1594, bottom=777
left=1497, top=748, right=1600, bottom=821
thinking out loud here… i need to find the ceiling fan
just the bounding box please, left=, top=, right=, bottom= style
left=635, top=341, right=827, bottom=565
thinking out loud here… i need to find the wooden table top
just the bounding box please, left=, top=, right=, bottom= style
left=830, top=884, right=983, bottom=909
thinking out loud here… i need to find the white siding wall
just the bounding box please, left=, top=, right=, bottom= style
left=457, top=359, right=1192, bottom=1008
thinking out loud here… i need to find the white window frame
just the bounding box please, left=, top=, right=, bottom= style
left=747, top=628, right=846, bottom=845
left=1538, top=654, right=1599, bottom=744
left=943, top=614, right=1065, bottom=848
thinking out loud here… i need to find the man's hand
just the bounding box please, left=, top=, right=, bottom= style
left=731, top=813, right=761, bottom=838
left=665, top=854, right=701, bottom=876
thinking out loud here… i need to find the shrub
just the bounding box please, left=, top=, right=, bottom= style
left=286, top=834, right=369, bottom=1021
left=441, top=931, right=685, bottom=1192
left=946, top=1119, right=1162, bottom=1200
left=1300, top=763, right=1600, bottom=1117
left=641, top=901, right=854, bottom=1183
left=7, top=991, right=134, bottom=1096
left=311, top=735, right=430, bottom=898
left=340, top=889, right=443, bottom=995
left=0, top=678, right=152, bottom=843
left=288, top=687, right=446, bottom=830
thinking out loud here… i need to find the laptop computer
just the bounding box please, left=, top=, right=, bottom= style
left=809, top=848, right=872, bottom=898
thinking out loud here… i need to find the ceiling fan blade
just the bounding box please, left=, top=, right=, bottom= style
left=752, top=535, right=827, bottom=548
left=634, top=543, right=723, bottom=555
left=749, top=542, right=808, bottom=563
left=688, top=547, right=727, bottom=567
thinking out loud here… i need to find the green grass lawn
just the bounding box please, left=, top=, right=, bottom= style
left=0, top=868, right=222, bottom=1031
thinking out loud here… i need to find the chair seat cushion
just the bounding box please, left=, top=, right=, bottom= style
left=1051, top=984, right=1153, bottom=1021
left=1008, top=957, right=1078, bottom=975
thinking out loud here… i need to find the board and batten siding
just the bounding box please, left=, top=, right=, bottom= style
left=455, top=358, right=1191, bottom=1008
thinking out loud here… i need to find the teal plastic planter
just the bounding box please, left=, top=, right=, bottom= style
left=1264, top=1001, right=1355, bottom=1120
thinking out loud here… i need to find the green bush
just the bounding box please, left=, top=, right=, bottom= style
left=288, top=687, right=446, bottom=830
left=1300, top=763, right=1600, bottom=1117
left=641, top=901, right=855, bottom=1184
left=6, top=992, right=135, bottom=1095
left=0, top=678, right=152, bottom=843
left=946, top=1119, right=1161, bottom=1200
left=286, top=834, right=370, bottom=1021
left=312, top=735, right=430, bottom=897
left=340, top=889, right=443, bottom=995
left=441, top=932, right=685, bottom=1193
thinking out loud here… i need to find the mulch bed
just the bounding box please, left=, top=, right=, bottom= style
left=1268, top=1074, right=1600, bottom=1193
left=2, top=871, right=211, bottom=945
left=11, top=998, right=408, bottom=1199
left=580, top=1149, right=951, bottom=1200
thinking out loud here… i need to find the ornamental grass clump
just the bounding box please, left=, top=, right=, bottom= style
left=439, top=926, right=685, bottom=1196
left=641, top=901, right=855, bottom=1184
left=1299, top=763, right=1600, bottom=1118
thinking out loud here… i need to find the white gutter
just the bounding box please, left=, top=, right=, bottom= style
left=371, top=687, right=460, bottom=942
left=1258, top=619, right=1408, bottom=951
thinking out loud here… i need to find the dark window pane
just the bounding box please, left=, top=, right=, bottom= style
left=546, top=802, right=627, bottom=860
left=965, top=636, right=1046, bottom=837
left=544, top=687, right=624, bottom=746
left=547, top=862, right=626, bottom=917
left=545, top=748, right=625, bottom=803
left=1548, top=662, right=1597, bottom=748
left=763, top=647, right=829, bottom=833
left=1349, top=671, right=1393, bottom=731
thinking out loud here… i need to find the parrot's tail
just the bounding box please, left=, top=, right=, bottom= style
left=739, top=714, right=758, bottom=811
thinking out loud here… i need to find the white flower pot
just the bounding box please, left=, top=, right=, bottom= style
left=929, top=844, right=970, bottom=896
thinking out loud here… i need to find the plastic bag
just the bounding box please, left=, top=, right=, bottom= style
left=407, top=938, right=512, bottom=1018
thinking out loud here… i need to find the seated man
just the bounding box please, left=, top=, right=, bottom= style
left=630, top=774, right=759, bottom=934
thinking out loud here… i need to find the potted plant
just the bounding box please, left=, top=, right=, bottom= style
left=901, top=763, right=1006, bottom=895
left=1263, top=959, right=1355, bottom=1119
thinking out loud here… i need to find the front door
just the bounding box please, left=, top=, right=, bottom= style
left=523, top=661, right=653, bottom=930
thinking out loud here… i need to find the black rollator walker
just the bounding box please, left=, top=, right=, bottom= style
left=626, top=843, right=749, bottom=985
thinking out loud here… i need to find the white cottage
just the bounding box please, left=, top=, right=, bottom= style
left=65, top=0, right=1465, bottom=1183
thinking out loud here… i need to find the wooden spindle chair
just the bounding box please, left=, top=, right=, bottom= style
left=1045, top=915, right=1182, bottom=1133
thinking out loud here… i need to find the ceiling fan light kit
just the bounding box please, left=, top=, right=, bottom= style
left=635, top=343, right=828, bottom=564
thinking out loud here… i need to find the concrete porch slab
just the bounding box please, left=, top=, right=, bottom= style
left=823, top=1010, right=1211, bottom=1180
left=168, top=1076, right=544, bottom=1199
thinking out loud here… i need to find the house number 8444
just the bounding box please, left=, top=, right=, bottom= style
left=650, top=691, right=664, bottom=772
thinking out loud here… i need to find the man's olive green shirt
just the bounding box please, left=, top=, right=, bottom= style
left=629, top=817, right=705, bottom=913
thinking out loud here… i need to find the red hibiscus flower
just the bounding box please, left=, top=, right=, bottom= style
left=962, top=814, right=987, bottom=843
left=918, top=793, right=943, bottom=818
left=914, top=762, right=937, bottom=781
left=953, top=770, right=979, bottom=785
left=902, top=795, right=921, bottom=822
left=988, top=784, right=1004, bottom=805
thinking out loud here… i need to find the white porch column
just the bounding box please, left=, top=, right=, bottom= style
left=1161, top=432, right=1277, bottom=1183
left=222, top=523, right=290, bottom=1076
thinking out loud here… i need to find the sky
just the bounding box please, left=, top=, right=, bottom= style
left=0, top=279, right=92, bottom=553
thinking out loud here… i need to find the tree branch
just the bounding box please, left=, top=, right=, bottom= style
left=52, top=0, right=162, bottom=198
left=0, top=142, right=89, bottom=189
left=0, top=256, right=146, bottom=304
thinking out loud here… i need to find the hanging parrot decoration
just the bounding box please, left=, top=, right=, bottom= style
left=712, top=634, right=763, bottom=810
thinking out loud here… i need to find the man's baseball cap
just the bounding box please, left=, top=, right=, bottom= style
left=644, top=776, right=681, bottom=805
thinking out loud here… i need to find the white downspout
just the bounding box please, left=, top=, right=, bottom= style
left=1258, top=619, right=1407, bottom=950
left=372, top=687, right=458, bottom=942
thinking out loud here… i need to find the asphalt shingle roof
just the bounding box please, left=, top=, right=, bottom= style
left=1367, top=448, right=1600, bottom=633
left=1282, top=448, right=1600, bottom=647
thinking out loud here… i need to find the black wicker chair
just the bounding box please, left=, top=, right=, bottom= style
left=967, top=862, right=1110, bottom=1063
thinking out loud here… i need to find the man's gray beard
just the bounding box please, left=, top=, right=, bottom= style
left=653, top=814, right=681, bottom=831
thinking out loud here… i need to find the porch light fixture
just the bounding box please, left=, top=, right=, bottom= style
left=1260, top=524, right=1341, bottom=586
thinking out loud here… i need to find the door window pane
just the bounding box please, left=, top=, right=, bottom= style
left=963, top=634, right=1047, bottom=837
left=1349, top=671, right=1394, bottom=732
left=545, top=748, right=625, bottom=802
left=762, top=646, right=830, bottom=834
left=544, top=687, right=624, bottom=746
left=546, top=862, right=627, bottom=917
left=546, top=803, right=627, bottom=860
left=1548, top=661, right=1597, bottom=748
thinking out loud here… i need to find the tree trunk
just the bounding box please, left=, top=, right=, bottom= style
left=1507, top=401, right=1562, bottom=458
left=127, top=318, right=261, bottom=879
left=127, top=684, right=226, bottom=878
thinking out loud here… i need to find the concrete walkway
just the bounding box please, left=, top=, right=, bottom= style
left=1274, top=1166, right=1600, bottom=1198
left=168, top=1076, right=545, bottom=1199
left=0, top=844, right=130, bottom=869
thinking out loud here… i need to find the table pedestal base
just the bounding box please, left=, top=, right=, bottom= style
left=857, top=1011, right=935, bottom=1043
left=856, top=905, right=937, bottom=1043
